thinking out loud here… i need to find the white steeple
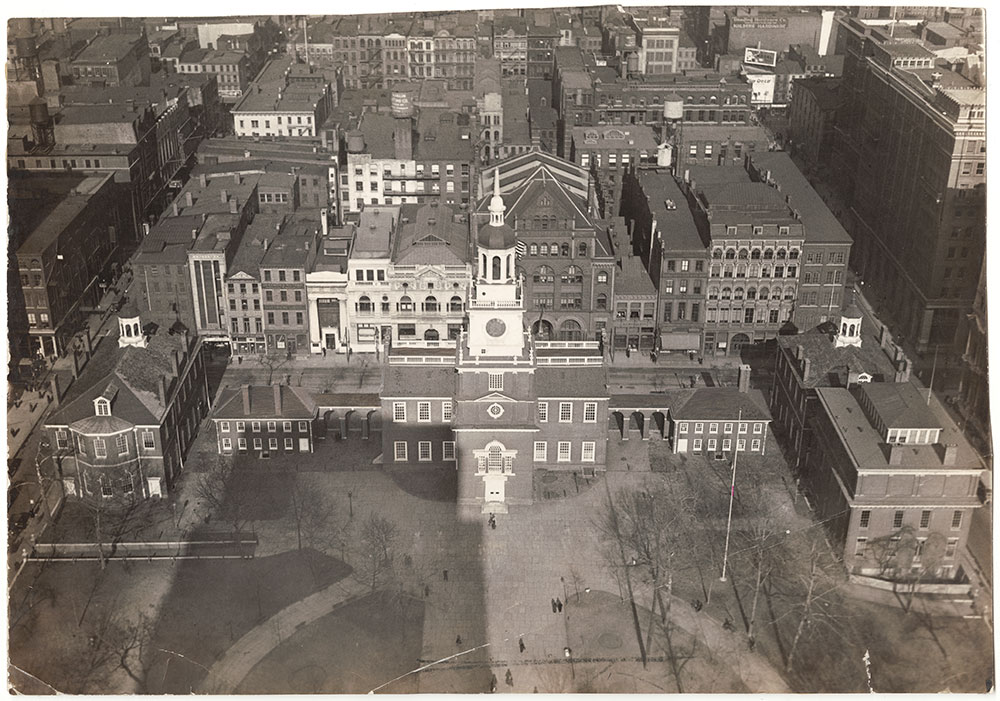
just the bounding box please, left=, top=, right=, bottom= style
left=489, top=168, right=506, bottom=227
left=834, top=297, right=864, bottom=348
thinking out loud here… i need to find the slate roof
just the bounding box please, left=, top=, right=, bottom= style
left=859, top=383, right=940, bottom=429
left=614, top=255, right=656, bottom=298
left=776, top=318, right=900, bottom=389
left=46, top=327, right=190, bottom=428
left=393, top=203, right=471, bottom=265
left=670, top=388, right=771, bottom=421
left=211, top=385, right=317, bottom=420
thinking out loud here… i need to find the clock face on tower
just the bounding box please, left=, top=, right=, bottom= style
left=485, top=318, right=507, bottom=337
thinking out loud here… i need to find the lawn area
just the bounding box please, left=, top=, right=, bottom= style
left=564, top=589, right=748, bottom=693
left=235, top=591, right=425, bottom=694
left=383, top=465, right=458, bottom=502
left=144, top=548, right=352, bottom=694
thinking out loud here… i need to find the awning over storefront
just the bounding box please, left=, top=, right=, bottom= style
left=659, top=332, right=701, bottom=351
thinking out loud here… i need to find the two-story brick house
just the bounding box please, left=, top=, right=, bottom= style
left=210, top=384, right=318, bottom=454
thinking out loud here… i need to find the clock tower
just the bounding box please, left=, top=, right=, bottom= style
left=468, top=169, right=526, bottom=357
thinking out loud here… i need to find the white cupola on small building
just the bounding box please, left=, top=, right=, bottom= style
left=118, top=299, right=148, bottom=349
left=834, top=298, right=864, bottom=348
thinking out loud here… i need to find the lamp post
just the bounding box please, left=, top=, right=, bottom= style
left=720, top=409, right=742, bottom=582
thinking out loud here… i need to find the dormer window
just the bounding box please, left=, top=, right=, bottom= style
left=95, top=398, right=111, bottom=416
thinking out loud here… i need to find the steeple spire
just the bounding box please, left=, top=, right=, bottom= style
left=489, top=168, right=506, bottom=227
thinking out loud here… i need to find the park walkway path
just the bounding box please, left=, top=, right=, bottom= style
left=197, top=575, right=369, bottom=694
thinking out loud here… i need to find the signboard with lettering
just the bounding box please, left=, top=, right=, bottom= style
left=744, top=47, right=778, bottom=68
left=731, top=17, right=788, bottom=30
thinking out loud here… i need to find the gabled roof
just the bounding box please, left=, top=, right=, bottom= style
left=393, top=203, right=471, bottom=265
left=859, top=383, right=940, bottom=430
left=211, top=385, right=317, bottom=420
left=671, top=388, right=771, bottom=421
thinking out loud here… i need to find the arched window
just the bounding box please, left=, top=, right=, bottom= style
left=449, top=295, right=463, bottom=312
left=551, top=242, right=559, bottom=255
left=738, top=248, right=749, bottom=259
left=708, top=286, right=719, bottom=300
left=750, top=248, right=761, bottom=259
left=560, top=243, right=570, bottom=256
left=759, top=287, right=769, bottom=300
left=561, top=266, right=583, bottom=284
left=712, top=247, right=723, bottom=259
left=529, top=243, right=538, bottom=255
left=596, top=271, right=608, bottom=283
left=558, top=318, right=582, bottom=341
left=763, top=248, right=774, bottom=260
left=776, top=248, right=787, bottom=259
left=734, top=287, right=745, bottom=300
left=736, top=264, right=747, bottom=278
left=533, top=265, right=554, bottom=283
left=749, top=264, right=759, bottom=277
left=492, top=256, right=502, bottom=279
left=578, top=242, right=587, bottom=257
left=721, top=287, right=732, bottom=300
left=488, top=444, right=503, bottom=469
left=710, top=265, right=721, bottom=278
left=540, top=243, right=549, bottom=255
left=357, top=295, right=373, bottom=313
left=424, top=295, right=439, bottom=312
left=723, top=264, right=734, bottom=278
left=783, top=286, right=794, bottom=300
left=746, top=287, right=757, bottom=300
left=507, top=254, right=512, bottom=278
left=761, top=265, right=771, bottom=278
left=789, top=248, right=799, bottom=260
left=596, top=293, right=608, bottom=310
left=398, top=295, right=413, bottom=312
left=725, top=248, right=736, bottom=259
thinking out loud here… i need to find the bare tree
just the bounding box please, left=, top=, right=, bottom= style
left=734, top=484, right=786, bottom=646
left=254, top=353, right=287, bottom=384
left=357, top=512, right=399, bottom=591
left=783, top=540, right=847, bottom=674
left=289, top=475, right=330, bottom=551
left=81, top=495, right=155, bottom=571
left=56, top=602, right=152, bottom=693
left=895, top=530, right=948, bottom=613
left=195, top=454, right=257, bottom=546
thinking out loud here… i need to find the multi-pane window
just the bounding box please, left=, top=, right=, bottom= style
left=418, top=441, right=432, bottom=461
left=418, top=401, right=431, bottom=422
left=945, top=538, right=959, bottom=558
left=283, top=421, right=292, bottom=432
left=738, top=422, right=748, bottom=434
left=393, top=402, right=406, bottom=422
left=253, top=438, right=263, bottom=450
left=56, top=430, right=69, bottom=450
left=893, top=511, right=904, bottom=529
left=538, top=402, right=548, bottom=422
left=709, top=423, right=719, bottom=434
left=722, top=439, right=732, bottom=451
left=723, top=422, right=733, bottom=434
left=694, top=422, right=704, bottom=433
left=557, top=441, right=571, bottom=462
left=94, top=438, right=107, bottom=458
left=859, top=510, right=871, bottom=529
left=534, top=441, right=548, bottom=461
left=252, top=421, right=261, bottom=432
left=238, top=438, right=248, bottom=450
left=559, top=402, right=572, bottom=422
left=920, top=510, right=931, bottom=529
left=268, top=421, right=277, bottom=432
left=489, top=372, right=504, bottom=391
left=751, top=439, right=761, bottom=451
left=951, top=510, right=963, bottom=530
left=583, top=402, right=597, bottom=422
left=442, top=401, right=453, bottom=422
left=222, top=437, right=233, bottom=451
left=855, top=537, right=867, bottom=557
left=737, top=438, right=746, bottom=451
left=753, top=422, right=764, bottom=434
left=116, top=434, right=128, bottom=455
left=707, top=439, right=717, bottom=451
left=236, top=421, right=246, bottom=432
left=443, top=441, right=456, bottom=460
left=678, top=422, right=688, bottom=434
left=394, top=441, right=408, bottom=461
left=582, top=441, right=595, bottom=462
left=298, top=422, right=308, bottom=432
left=220, top=421, right=231, bottom=433
left=692, top=439, right=703, bottom=451
left=269, top=438, right=278, bottom=450
left=285, top=438, right=294, bottom=450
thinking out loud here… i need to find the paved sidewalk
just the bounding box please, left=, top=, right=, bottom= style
left=198, top=575, right=370, bottom=694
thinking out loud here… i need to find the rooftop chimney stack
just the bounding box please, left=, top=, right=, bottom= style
left=242, top=385, right=251, bottom=414
left=199, top=173, right=207, bottom=187
left=185, top=192, right=193, bottom=207
left=738, top=364, right=751, bottom=393
left=942, top=443, right=958, bottom=466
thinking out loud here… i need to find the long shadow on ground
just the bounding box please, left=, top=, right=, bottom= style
left=144, top=548, right=351, bottom=693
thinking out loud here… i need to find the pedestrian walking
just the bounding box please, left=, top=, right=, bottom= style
left=490, top=518, right=496, bottom=530
left=519, top=637, right=526, bottom=653
left=556, top=598, right=563, bottom=613
left=424, top=585, right=430, bottom=598
left=489, top=674, right=498, bottom=693
left=456, top=635, right=463, bottom=646
left=322, top=347, right=327, bottom=357
left=443, top=569, right=449, bottom=581
left=238, top=355, right=243, bottom=364
left=505, top=669, right=513, bottom=687
left=551, top=598, right=557, bottom=613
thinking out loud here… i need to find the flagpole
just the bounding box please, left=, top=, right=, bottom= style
left=720, top=408, right=742, bottom=582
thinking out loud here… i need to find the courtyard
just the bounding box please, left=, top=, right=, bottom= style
left=8, top=427, right=994, bottom=694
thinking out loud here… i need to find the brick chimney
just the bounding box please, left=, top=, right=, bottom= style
left=801, top=358, right=811, bottom=383
left=738, top=363, right=751, bottom=393
left=242, top=385, right=251, bottom=414
left=199, top=172, right=207, bottom=187
left=220, top=188, right=228, bottom=203
left=185, top=191, right=193, bottom=207
left=273, top=384, right=282, bottom=414
left=942, top=443, right=958, bottom=466
left=229, top=198, right=238, bottom=214
left=234, top=173, right=241, bottom=185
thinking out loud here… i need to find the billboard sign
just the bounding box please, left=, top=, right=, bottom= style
left=744, top=47, right=778, bottom=68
